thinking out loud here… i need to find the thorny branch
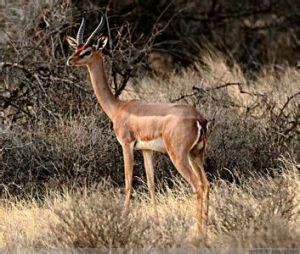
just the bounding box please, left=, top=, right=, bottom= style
left=172, top=82, right=299, bottom=141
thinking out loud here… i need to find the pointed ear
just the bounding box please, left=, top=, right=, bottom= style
left=95, top=35, right=108, bottom=51
left=66, top=35, right=77, bottom=49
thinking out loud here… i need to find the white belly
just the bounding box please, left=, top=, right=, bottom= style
left=134, top=137, right=166, bottom=153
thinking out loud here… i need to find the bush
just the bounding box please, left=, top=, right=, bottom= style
left=1, top=55, right=299, bottom=196
left=209, top=157, right=299, bottom=248
left=0, top=159, right=298, bottom=249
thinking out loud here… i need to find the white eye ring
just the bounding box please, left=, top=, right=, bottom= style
left=79, top=48, right=92, bottom=58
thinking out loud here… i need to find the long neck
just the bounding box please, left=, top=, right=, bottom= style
left=87, top=56, right=119, bottom=120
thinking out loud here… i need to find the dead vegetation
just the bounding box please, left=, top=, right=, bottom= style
left=0, top=0, right=299, bottom=250
left=0, top=54, right=299, bottom=249
left=1, top=56, right=299, bottom=195
left=0, top=158, right=298, bottom=250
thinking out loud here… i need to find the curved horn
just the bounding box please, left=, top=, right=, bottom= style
left=85, top=16, right=104, bottom=46
left=76, top=18, right=86, bottom=44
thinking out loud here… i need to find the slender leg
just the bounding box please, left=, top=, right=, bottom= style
left=193, top=154, right=209, bottom=242
left=166, top=147, right=203, bottom=237
left=142, top=150, right=158, bottom=218
left=122, top=143, right=134, bottom=214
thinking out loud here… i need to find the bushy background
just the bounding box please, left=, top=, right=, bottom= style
left=0, top=0, right=299, bottom=249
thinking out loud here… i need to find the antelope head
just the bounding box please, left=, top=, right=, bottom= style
left=66, top=17, right=108, bottom=66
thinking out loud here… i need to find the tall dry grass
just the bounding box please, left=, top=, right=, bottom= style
left=2, top=54, right=299, bottom=194
left=1, top=0, right=299, bottom=251
left=0, top=158, right=298, bottom=250
left=1, top=44, right=299, bottom=250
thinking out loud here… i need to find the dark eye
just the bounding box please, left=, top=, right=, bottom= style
left=79, top=49, right=92, bottom=58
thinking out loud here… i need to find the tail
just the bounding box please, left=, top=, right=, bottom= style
left=191, top=120, right=208, bottom=152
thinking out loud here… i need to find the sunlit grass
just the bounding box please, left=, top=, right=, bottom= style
left=0, top=157, right=298, bottom=249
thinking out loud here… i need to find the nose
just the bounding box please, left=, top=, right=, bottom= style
left=67, top=58, right=73, bottom=66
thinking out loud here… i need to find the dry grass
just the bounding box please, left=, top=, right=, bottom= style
left=1, top=0, right=299, bottom=251
left=0, top=158, right=298, bottom=250
left=124, top=53, right=299, bottom=176
left=209, top=157, right=300, bottom=248
left=1, top=27, right=299, bottom=250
